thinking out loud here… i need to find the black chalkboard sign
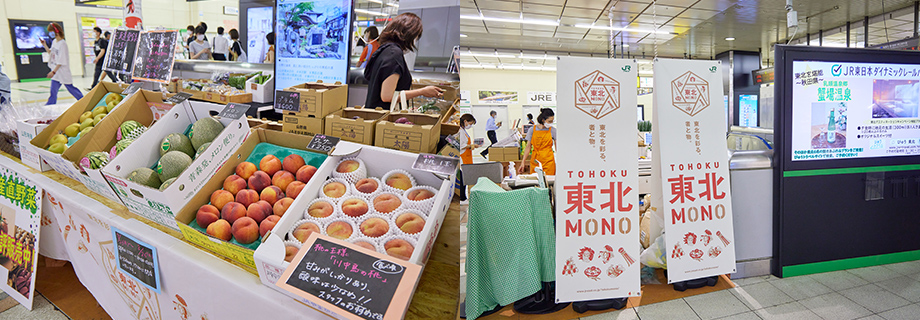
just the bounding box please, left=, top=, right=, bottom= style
left=131, top=30, right=178, bottom=83
left=307, top=134, right=340, bottom=153
left=218, top=103, right=249, bottom=120
left=103, top=29, right=140, bottom=74
left=412, top=153, right=460, bottom=175
left=284, top=238, right=406, bottom=320
left=122, top=82, right=142, bottom=95
left=274, top=90, right=300, bottom=112
left=165, top=92, right=193, bottom=105
left=112, top=227, right=161, bottom=293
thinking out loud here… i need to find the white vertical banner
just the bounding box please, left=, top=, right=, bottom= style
left=124, top=0, right=143, bottom=29
left=651, top=59, right=736, bottom=283
left=555, top=57, right=640, bottom=302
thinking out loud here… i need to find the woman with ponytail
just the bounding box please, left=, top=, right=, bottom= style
left=519, top=108, right=556, bottom=175
left=363, top=13, right=443, bottom=109
left=41, top=22, right=83, bottom=105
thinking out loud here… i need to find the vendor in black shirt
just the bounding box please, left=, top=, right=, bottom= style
left=90, top=27, right=116, bottom=89
left=363, top=13, right=442, bottom=109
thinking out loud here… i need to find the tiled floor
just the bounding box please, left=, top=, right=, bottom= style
left=8, top=75, right=96, bottom=105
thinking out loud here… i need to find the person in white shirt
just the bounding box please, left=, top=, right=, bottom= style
left=41, top=22, right=83, bottom=105
left=211, top=27, right=230, bottom=61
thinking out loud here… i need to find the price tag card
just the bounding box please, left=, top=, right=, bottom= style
left=412, top=153, right=460, bottom=175
left=122, top=82, right=142, bottom=95
left=307, top=134, right=340, bottom=153
left=112, top=227, right=161, bottom=293
left=103, top=28, right=140, bottom=74
left=131, top=30, right=178, bottom=83
left=277, top=234, right=421, bottom=320
left=165, top=92, right=193, bottom=105
left=218, top=103, right=250, bottom=120
left=274, top=90, right=300, bottom=112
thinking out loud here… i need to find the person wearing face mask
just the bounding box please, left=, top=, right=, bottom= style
left=357, top=26, right=379, bottom=68
left=364, top=13, right=443, bottom=110
left=455, top=114, right=479, bottom=203
left=41, top=22, right=83, bottom=105
left=519, top=108, right=556, bottom=175
left=189, top=26, right=211, bottom=60
left=480, top=110, right=502, bottom=158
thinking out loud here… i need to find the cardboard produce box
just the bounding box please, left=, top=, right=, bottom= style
left=439, top=105, right=462, bottom=136
left=282, top=113, right=323, bottom=136
left=174, top=129, right=328, bottom=272
left=179, top=79, right=253, bottom=104
left=253, top=142, right=454, bottom=311
left=245, top=73, right=273, bottom=103
left=102, top=101, right=250, bottom=230
left=323, top=106, right=389, bottom=145
left=18, top=118, right=57, bottom=172
left=374, top=111, right=441, bottom=154
left=487, top=146, right=521, bottom=162
left=279, top=81, right=347, bottom=117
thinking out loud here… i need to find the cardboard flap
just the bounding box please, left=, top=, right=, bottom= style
left=61, top=89, right=157, bottom=165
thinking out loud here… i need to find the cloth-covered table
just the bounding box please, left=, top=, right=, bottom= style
left=465, top=178, right=556, bottom=319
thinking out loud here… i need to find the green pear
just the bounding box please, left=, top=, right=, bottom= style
left=47, top=142, right=66, bottom=154
left=92, top=106, right=107, bottom=118
left=64, top=123, right=81, bottom=137
left=79, top=111, right=93, bottom=123
left=79, top=118, right=94, bottom=131
left=50, top=134, right=67, bottom=145
left=79, top=126, right=93, bottom=137
left=93, top=114, right=105, bottom=126
left=106, top=102, right=117, bottom=113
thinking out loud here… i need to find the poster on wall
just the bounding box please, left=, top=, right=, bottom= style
left=274, top=0, right=353, bottom=91
left=790, top=61, right=920, bottom=160
left=76, top=0, right=123, bottom=8
left=651, top=59, right=735, bottom=283
left=131, top=30, right=178, bottom=83
left=0, top=164, right=42, bottom=310
left=555, top=57, right=640, bottom=302
left=477, top=90, right=518, bottom=104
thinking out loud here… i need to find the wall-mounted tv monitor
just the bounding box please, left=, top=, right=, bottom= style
left=9, top=20, right=61, bottom=53
left=274, top=0, right=353, bottom=91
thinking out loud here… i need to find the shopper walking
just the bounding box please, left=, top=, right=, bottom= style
left=211, top=27, right=230, bottom=61
left=90, top=27, right=115, bottom=89
left=519, top=108, right=556, bottom=175
left=42, top=22, right=83, bottom=105
left=189, top=26, right=211, bottom=60
left=480, top=110, right=501, bottom=157
left=228, top=29, right=246, bottom=62
left=357, top=26, right=379, bottom=68
left=263, top=32, right=275, bottom=63
left=363, top=13, right=442, bottom=110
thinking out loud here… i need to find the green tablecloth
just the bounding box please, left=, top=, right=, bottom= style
left=465, top=178, right=556, bottom=319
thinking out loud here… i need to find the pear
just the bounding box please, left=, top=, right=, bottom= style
left=79, top=118, right=94, bottom=131
left=106, top=101, right=117, bottom=113
left=64, top=123, right=81, bottom=137
left=79, top=111, right=93, bottom=123
left=92, top=106, right=107, bottom=118
left=93, top=114, right=105, bottom=126
left=47, top=143, right=66, bottom=154
left=79, top=126, right=93, bottom=138
left=50, top=134, right=67, bottom=145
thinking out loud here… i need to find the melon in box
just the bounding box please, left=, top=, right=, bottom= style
left=374, top=111, right=442, bottom=154
left=102, top=101, right=250, bottom=230
left=245, top=73, right=273, bottom=103
left=254, top=143, right=453, bottom=295
left=173, top=129, right=328, bottom=271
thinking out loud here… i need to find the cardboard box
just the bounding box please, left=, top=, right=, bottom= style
left=488, top=146, right=521, bottom=162
left=279, top=81, right=347, bottom=117
left=174, top=129, right=327, bottom=272
left=179, top=79, right=253, bottom=104
left=411, top=79, right=458, bottom=103
left=439, top=105, right=461, bottom=136
left=102, top=101, right=250, bottom=230
left=246, top=73, right=273, bottom=103
left=18, top=118, right=57, bottom=172
left=282, top=113, right=323, bottom=136
left=374, top=111, right=442, bottom=154
left=253, top=142, right=454, bottom=307
left=323, top=106, right=389, bottom=145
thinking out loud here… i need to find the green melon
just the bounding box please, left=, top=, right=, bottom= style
left=110, top=138, right=134, bottom=158
left=194, top=142, right=211, bottom=159
left=119, top=120, right=147, bottom=141
left=160, top=133, right=195, bottom=158
left=156, top=151, right=193, bottom=182
left=81, top=152, right=109, bottom=170
left=159, top=177, right=177, bottom=191
left=188, top=117, right=224, bottom=150
left=128, top=168, right=161, bottom=189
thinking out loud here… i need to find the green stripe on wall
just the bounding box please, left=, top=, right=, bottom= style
left=783, top=249, right=920, bottom=277
left=783, top=164, right=920, bottom=177
left=15, top=52, right=43, bottom=56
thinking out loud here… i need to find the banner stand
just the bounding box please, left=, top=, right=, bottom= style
left=571, top=298, right=628, bottom=314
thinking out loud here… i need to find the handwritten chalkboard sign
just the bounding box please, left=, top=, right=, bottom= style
left=218, top=103, right=249, bottom=120
left=112, top=227, right=161, bottom=293
left=307, top=134, right=340, bottom=153
left=131, top=30, right=178, bottom=83
left=278, top=235, right=421, bottom=320
left=274, top=90, right=300, bottom=112
left=412, top=153, right=460, bottom=175
left=165, top=92, right=193, bottom=105
left=122, top=82, right=142, bottom=95
left=103, top=29, right=140, bottom=74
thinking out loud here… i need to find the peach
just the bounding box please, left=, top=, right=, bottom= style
left=272, top=171, right=295, bottom=191
left=406, top=189, right=435, bottom=201
left=235, top=162, right=257, bottom=180
left=236, top=189, right=260, bottom=208
left=273, top=197, right=294, bottom=216
left=355, top=178, right=379, bottom=194
left=360, top=217, right=389, bottom=238
left=373, top=194, right=402, bottom=213
left=206, top=219, right=232, bottom=241
left=385, top=239, right=415, bottom=261
left=292, top=222, right=321, bottom=243
left=248, top=171, right=272, bottom=192
left=336, top=160, right=360, bottom=173
left=210, top=190, right=235, bottom=212
left=284, top=245, right=299, bottom=262
left=322, top=182, right=347, bottom=198
left=260, top=215, right=281, bottom=237
left=353, top=241, right=376, bottom=251
left=307, top=201, right=335, bottom=218
left=231, top=217, right=260, bottom=244
left=247, top=200, right=273, bottom=224
left=286, top=181, right=305, bottom=199
left=296, top=165, right=318, bottom=183
left=195, top=204, right=220, bottom=228
left=396, top=213, right=425, bottom=234
left=260, top=185, right=284, bottom=205
left=220, top=202, right=247, bottom=224
left=223, top=175, right=248, bottom=195
left=260, top=155, right=282, bottom=176
left=283, top=154, right=306, bottom=173
left=385, top=173, right=413, bottom=191
left=341, top=198, right=369, bottom=218
left=326, top=221, right=354, bottom=240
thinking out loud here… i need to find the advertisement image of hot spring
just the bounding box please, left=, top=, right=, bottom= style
left=276, top=0, right=349, bottom=60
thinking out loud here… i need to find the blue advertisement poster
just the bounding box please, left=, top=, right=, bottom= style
left=739, top=94, right=758, bottom=127
left=275, top=0, right=352, bottom=90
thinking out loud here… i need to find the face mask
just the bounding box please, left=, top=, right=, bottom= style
left=544, top=123, right=553, bottom=128
left=464, top=124, right=473, bottom=130
left=49, top=31, right=55, bottom=38
left=197, top=35, right=204, bottom=41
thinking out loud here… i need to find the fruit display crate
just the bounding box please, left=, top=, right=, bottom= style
left=374, top=111, right=442, bottom=154
left=178, top=79, right=253, bottom=104
left=102, top=101, right=250, bottom=230
left=253, top=142, right=453, bottom=297
left=323, top=106, right=390, bottom=145
left=173, top=129, right=329, bottom=272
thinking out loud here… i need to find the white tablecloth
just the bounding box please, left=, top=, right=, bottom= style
left=4, top=156, right=332, bottom=319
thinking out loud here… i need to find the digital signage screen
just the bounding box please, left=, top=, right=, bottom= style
left=247, top=7, right=273, bottom=64
left=9, top=20, right=60, bottom=53
left=739, top=94, right=758, bottom=127
left=274, top=0, right=353, bottom=91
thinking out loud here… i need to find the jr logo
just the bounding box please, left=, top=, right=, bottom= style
left=622, top=65, right=631, bottom=72
left=709, top=66, right=718, bottom=73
